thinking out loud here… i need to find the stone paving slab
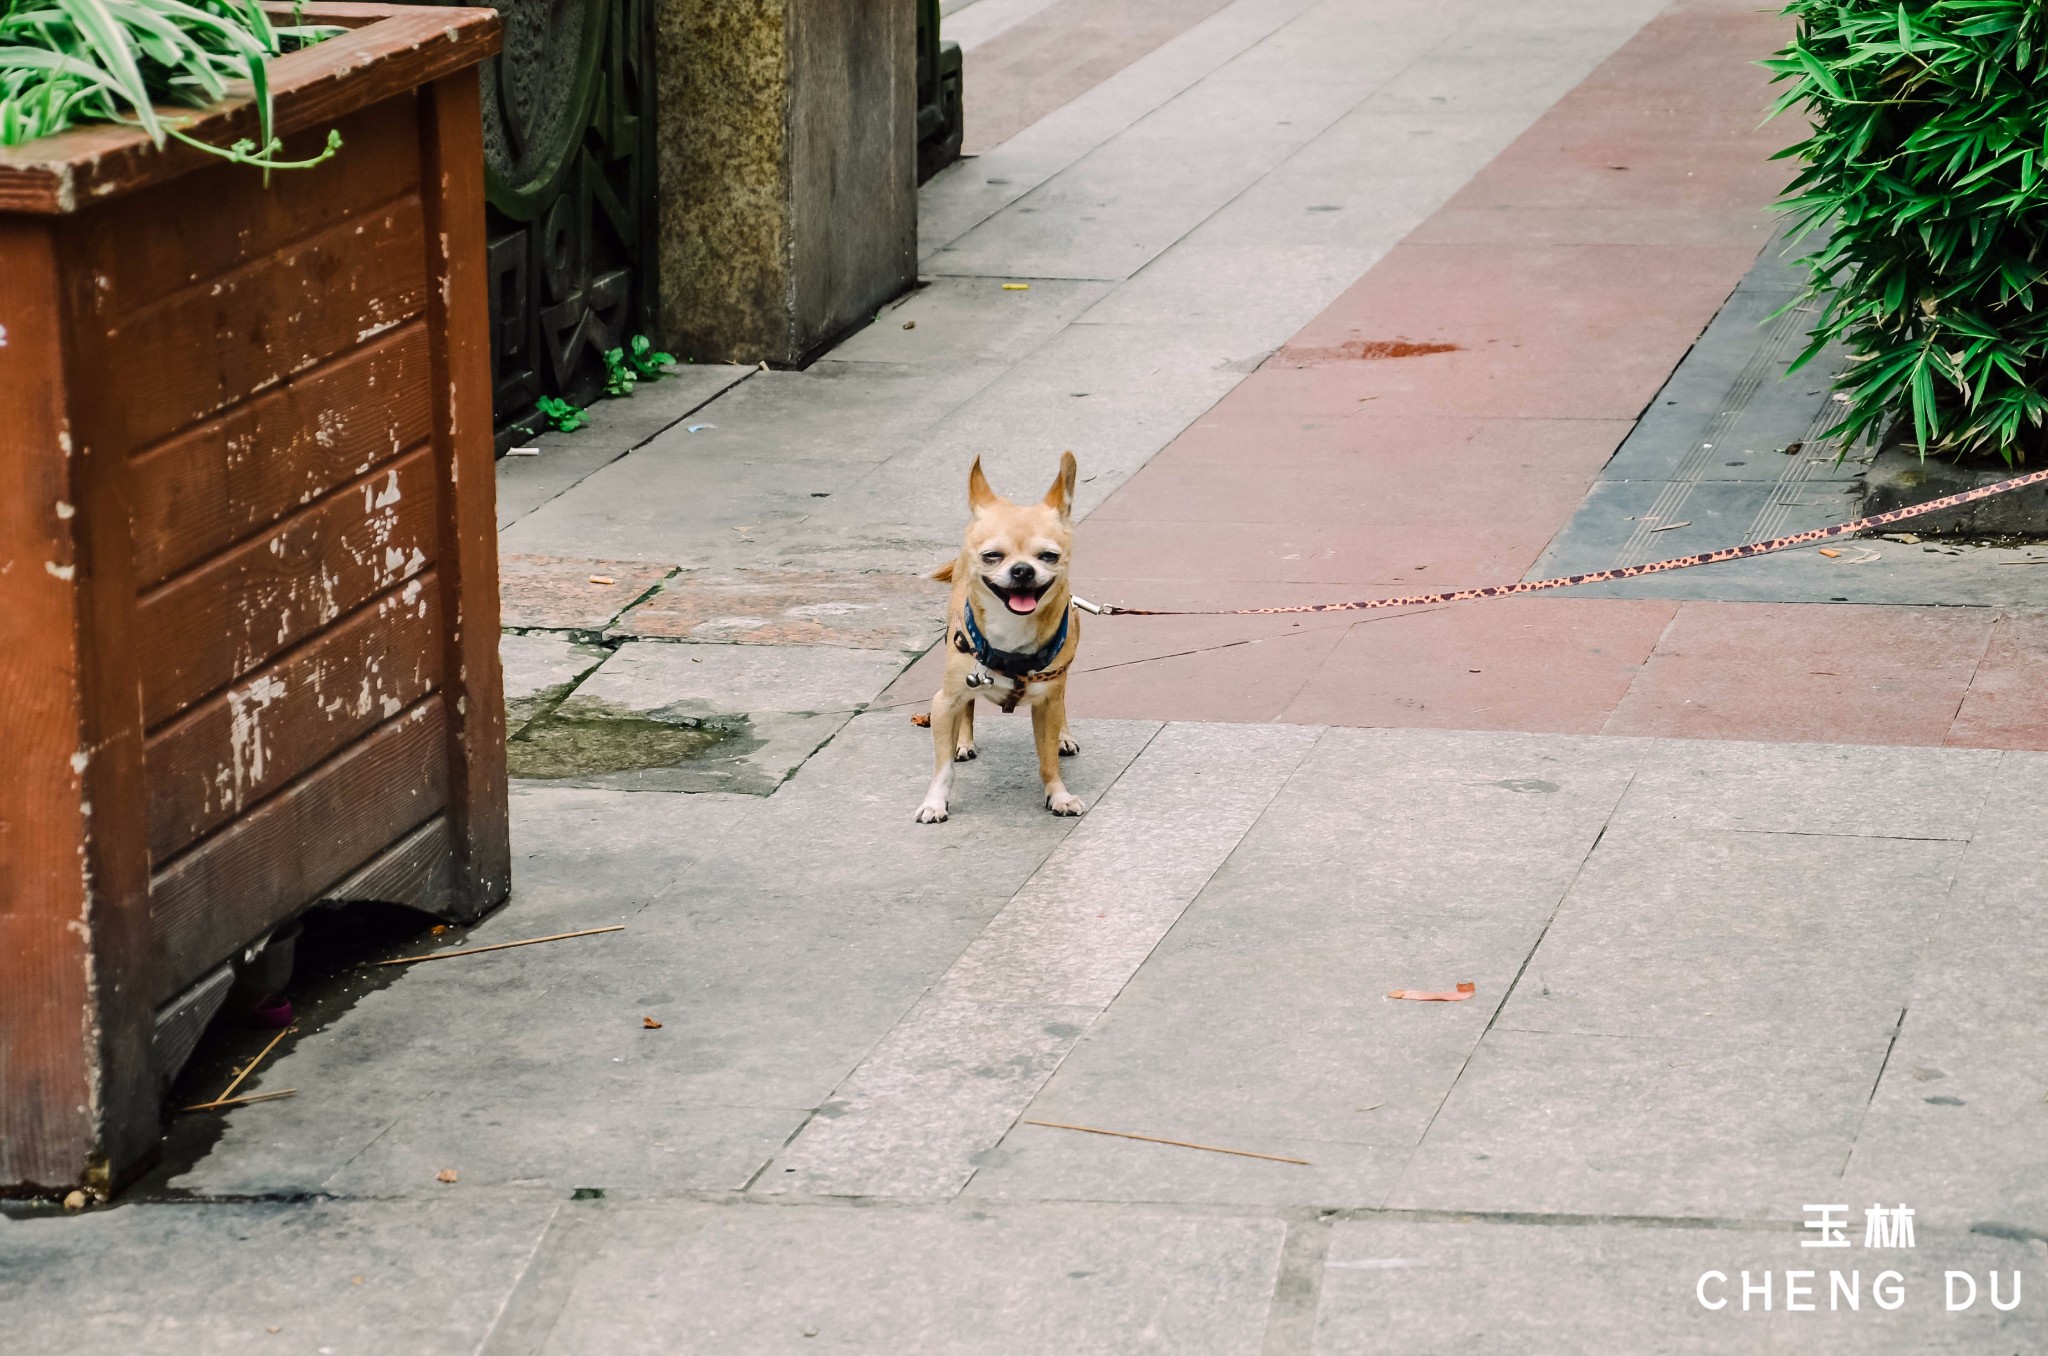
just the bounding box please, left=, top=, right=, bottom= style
left=1390, top=1026, right=1892, bottom=1219
left=1073, top=109, right=1535, bottom=337
left=564, top=641, right=908, bottom=720
left=610, top=568, right=947, bottom=650
left=1312, top=1218, right=2041, bottom=1354
left=501, top=632, right=608, bottom=735
left=933, top=722, right=1323, bottom=1008
left=1495, top=825, right=1960, bottom=1048
left=965, top=727, right=1641, bottom=1206
left=495, top=365, right=751, bottom=530
left=1948, top=612, right=2048, bottom=750
left=500, top=555, right=677, bottom=631
left=683, top=713, right=1163, bottom=896
left=1, top=1199, right=558, bottom=1356
left=1602, top=602, right=1998, bottom=747
left=518, top=642, right=910, bottom=795
left=525, top=1203, right=1285, bottom=1355
left=1600, top=735, right=1998, bottom=842
left=1272, top=597, right=1677, bottom=733
left=497, top=443, right=640, bottom=532
left=1841, top=749, right=2048, bottom=1233
left=957, top=0, right=1240, bottom=155
left=921, top=0, right=1325, bottom=258
left=322, top=1097, right=800, bottom=1198
left=830, top=275, right=1116, bottom=368
left=764, top=723, right=1317, bottom=1198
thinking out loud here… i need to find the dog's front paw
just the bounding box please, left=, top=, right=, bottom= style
left=1058, top=734, right=1080, bottom=756
left=1045, top=791, right=1087, bottom=816
left=953, top=742, right=978, bottom=762
left=915, top=800, right=950, bottom=824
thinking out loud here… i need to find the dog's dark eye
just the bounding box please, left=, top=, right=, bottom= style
left=980, top=550, right=1003, bottom=564
left=1037, top=551, right=1060, bottom=564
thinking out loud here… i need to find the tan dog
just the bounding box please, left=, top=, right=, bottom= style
left=916, top=453, right=1084, bottom=823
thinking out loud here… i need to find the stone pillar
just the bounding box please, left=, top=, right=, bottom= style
left=654, top=0, right=917, bottom=366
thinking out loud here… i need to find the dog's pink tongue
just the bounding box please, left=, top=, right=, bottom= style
left=1005, top=593, right=1039, bottom=615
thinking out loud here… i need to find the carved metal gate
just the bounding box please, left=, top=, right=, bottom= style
left=428, top=0, right=657, bottom=445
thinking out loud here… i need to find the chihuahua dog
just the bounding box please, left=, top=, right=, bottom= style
left=916, top=453, right=1084, bottom=823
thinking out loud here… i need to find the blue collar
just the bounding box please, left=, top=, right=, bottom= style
left=960, top=599, right=1071, bottom=678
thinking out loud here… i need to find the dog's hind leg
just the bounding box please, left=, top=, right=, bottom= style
left=917, top=687, right=966, bottom=823
left=1033, top=692, right=1086, bottom=816
left=954, top=697, right=977, bottom=761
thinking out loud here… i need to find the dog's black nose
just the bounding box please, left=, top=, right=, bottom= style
left=1008, top=561, right=1037, bottom=585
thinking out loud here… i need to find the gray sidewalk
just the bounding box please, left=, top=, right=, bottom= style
left=7, top=723, right=2044, bottom=1350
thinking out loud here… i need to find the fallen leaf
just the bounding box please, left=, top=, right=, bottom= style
left=430, top=924, right=447, bottom=935
left=588, top=575, right=616, bottom=586
left=1818, top=548, right=1842, bottom=558
left=902, top=320, right=916, bottom=330
left=351, top=1276, right=364, bottom=1286
left=436, top=1169, right=459, bottom=1184
left=643, top=1016, right=663, bottom=1029
left=910, top=712, right=931, bottom=727
left=1388, top=982, right=1477, bottom=1002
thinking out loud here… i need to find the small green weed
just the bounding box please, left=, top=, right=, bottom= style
left=624, top=334, right=677, bottom=379
left=535, top=395, right=586, bottom=432
left=602, top=348, right=638, bottom=397
left=600, top=335, right=678, bottom=397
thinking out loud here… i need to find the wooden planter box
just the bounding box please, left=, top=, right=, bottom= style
left=0, top=3, right=507, bottom=1196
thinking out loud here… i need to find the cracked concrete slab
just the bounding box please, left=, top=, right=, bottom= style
left=501, top=632, right=608, bottom=735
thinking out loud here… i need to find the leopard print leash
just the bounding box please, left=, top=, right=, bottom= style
left=1080, top=467, right=2048, bottom=618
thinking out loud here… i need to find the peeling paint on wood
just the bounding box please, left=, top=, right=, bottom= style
left=0, top=6, right=505, bottom=1195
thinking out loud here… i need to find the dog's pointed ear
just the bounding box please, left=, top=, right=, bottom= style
left=930, top=559, right=957, bottom=583
left=967, top=456, right=1000, bottom=514
left=1042, top=450, right=1078, bottom=518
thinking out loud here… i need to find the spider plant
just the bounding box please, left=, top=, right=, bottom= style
left=1766, top=0, right=2048, bottom=465
left=0, top=0, right=341, bottom=173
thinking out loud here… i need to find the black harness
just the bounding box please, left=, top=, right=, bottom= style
left=956, top=602, right=1074, bottom=711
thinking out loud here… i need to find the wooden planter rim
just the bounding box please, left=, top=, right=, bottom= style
left=0, top=3, right=501, bottom=215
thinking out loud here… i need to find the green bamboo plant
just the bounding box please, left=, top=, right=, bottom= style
left=0, top=0, right=339, bottom=171
left=1766, top=0, right=2048, bottom=464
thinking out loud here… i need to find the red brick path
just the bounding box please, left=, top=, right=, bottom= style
left=1057, top=0, right=2048, bottom=751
